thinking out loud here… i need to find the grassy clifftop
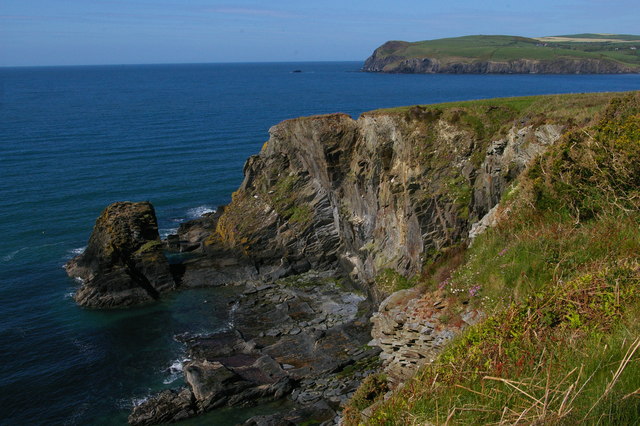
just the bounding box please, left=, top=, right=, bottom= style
left=344, top=92, right=640, bottom=424
left=363, top=34, right=640, bottom=73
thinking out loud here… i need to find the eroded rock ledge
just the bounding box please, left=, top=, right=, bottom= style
left=370, top=287, right=484, bottom=385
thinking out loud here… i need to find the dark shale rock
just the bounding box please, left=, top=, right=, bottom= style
left=65, top=201, right=176, bottom=308
left=245, top=399, right=336, bottom=426
left=131, top=271, right=380, bottom=425
left=128, top=388, right=196, bottom=426
left=183, top=360, right=252, bottom=408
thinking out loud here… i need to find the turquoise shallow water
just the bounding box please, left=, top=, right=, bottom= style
left=1, top=62, right=639, bottom=424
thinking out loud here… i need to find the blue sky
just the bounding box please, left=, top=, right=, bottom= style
left=1, top=0, right=638, bottom=66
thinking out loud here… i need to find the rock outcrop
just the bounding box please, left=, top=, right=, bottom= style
left=65, top=93, right=602, bottom=425
left=369, top=288, right=484, bottom=385
left=65, top=201, right=176, bottom=308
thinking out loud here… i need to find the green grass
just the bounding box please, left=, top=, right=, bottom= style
left=371, top=92, right=623, bottom=125
left=356, top=263, right=640, bottom=425
left=371, top=34, right=640, bottom=69
left=345, top=93, right=640, bottom=425
left=374, top=268, right=417, bottom=293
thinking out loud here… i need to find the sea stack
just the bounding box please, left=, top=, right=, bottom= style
left=65, top=201, right=176, bottom=308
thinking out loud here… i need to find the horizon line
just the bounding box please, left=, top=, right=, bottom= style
left=0, top=59, right=364, bottom=69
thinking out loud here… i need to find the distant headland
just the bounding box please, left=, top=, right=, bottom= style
left=363, top=34, right=640, bottom=74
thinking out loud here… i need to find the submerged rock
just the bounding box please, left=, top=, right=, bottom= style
left=65, top=201, right=176, bottom=308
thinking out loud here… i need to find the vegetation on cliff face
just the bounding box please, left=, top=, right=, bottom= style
left=363, top=34, right=640, bottom=74
left=345, top=93, right=640, bottom=424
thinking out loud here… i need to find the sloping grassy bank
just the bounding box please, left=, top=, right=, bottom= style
left=344, top=93, right=640, bottom=424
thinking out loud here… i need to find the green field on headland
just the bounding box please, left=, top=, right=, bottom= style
left=364, top=34, right=640, bottom=73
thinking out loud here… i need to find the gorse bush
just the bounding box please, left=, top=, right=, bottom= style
left=529, top=93, right=640, bottom=220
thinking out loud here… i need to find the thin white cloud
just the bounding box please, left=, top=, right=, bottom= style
left=207, top=7, right=300, bottom=19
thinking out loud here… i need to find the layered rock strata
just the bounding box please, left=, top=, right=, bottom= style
left=175, top=112, right=563, bottom=302
left=70, top=113, right=563, bottom=309
left=68, top=101, right=570, bottom=423
left=65, top=201, right=176, bottom=308
left=370, top=288, right=484, bottom=385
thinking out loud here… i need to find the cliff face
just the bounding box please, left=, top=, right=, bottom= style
left=185, top=108, right=563, bottom=299
left=363, top=55, right=638, bottom=74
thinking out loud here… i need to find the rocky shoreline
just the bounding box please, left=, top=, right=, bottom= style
left=66, top=201, right=382, bottom=424
left=129, top=271, right=380, bottom=425
left=65, top=95, right=582, bottom=424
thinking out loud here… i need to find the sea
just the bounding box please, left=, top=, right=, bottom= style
left=1, top=61, right=639, bottom=425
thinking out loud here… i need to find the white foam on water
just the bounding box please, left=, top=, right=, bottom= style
left=159, top=227, right=179, bottom=239
left=225, top=301, right=240, bottom=330
left=70, top=246, right=86, bottom=256
left=163, top=357, right=191, bottom=385
left=60, top=245, right=87, bottom=262
left=126, top=394, right=151, bottom=408
left=2, top=247, right=29, bottom=262
left=186, top=205, right=216, bottom=219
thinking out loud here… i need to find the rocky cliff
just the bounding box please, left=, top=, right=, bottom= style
left=362, top=35, right=640, bottom=74
left=363, top=55, right=638, bottom=74
left=177, top=105, right=564, bottom=302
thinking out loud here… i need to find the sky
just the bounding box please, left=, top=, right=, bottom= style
left=1, top=0, right=638, bottom=66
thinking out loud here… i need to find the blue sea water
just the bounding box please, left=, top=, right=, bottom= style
left=1, top=61, right=639, bottom=425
